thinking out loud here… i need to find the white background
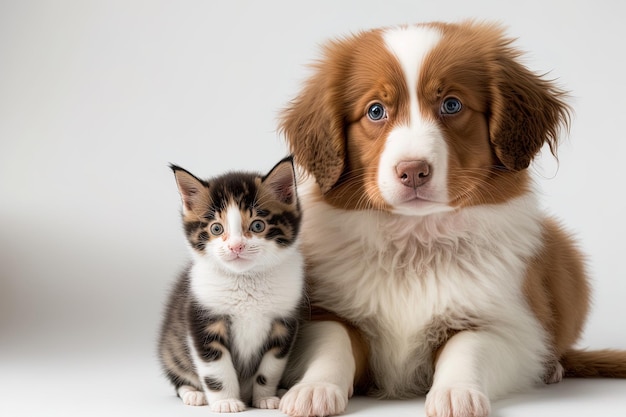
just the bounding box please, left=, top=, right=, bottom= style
left=1, top=1, right=625, bottom=416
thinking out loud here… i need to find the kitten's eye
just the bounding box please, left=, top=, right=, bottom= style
left=210, top=223, right=224, bottom=236
left=440, top=97, right=462, bottom=115
left=367, top=103, right=387, bottom=122
left=250, top=220, right=265, bottom=233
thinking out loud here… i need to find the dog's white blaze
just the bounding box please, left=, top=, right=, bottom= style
left=380, top=26, right=450, bottom=214
left=383, top=26, right=440, bottom=126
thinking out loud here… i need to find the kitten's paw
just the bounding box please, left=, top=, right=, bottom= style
left=425, top=386, right=490, bottom=417
left=180, top=390, right=207, bottom=406
left=209, top=398, right=246, bottom=413
left=253, top=396, right=280, bottom=409
left=279, top=382, right=348, bottom=417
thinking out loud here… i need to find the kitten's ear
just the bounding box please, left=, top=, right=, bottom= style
left=262, top=157, right=297, bottom=206
left=170, top=164, right=210, bottom=217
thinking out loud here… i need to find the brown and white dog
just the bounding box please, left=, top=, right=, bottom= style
left=277, top=21, right=626, bottom=417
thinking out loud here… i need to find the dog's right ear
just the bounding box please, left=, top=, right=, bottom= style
left=279, top=43, right=347, bottom=194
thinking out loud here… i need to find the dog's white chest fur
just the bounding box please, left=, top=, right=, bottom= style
left=299, top=181, right=550, bottom=397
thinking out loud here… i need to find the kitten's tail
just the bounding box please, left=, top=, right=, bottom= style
left=562, top=349, right=626, bottom=378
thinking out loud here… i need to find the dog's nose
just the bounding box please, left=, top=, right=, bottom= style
left=396, top=160, right=431, bottom=188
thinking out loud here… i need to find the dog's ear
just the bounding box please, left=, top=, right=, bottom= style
left=488, top=45, right=571, bottom=170
left=279, top=44, right=347, bottom=194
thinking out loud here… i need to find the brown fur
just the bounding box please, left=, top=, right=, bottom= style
left=562, top=349, right=626, bottom=378
left=523, top=219, right=590, bottom=357
left=281, top=22, right=569, bottom=212
left=427, top=22, right=570, bottom=171
left=419, top=22, right=546, bottom=208
left=524, top=218, right=626, bottom=379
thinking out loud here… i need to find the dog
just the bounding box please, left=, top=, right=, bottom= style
left=276, top=20, right=626, bottom=417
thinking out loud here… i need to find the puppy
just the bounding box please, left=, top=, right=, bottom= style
left=277, top=20, right=626, bottom=417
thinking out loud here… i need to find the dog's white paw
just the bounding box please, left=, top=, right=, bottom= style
left=180, top=390, right=207, bottom=406
left=279, top=382, right=348, bottom=417
left=425, top=386, right=490, bottom=417
left=209, top=398, right=246, bottom=413
left=253, top=396, right=280, bottom=409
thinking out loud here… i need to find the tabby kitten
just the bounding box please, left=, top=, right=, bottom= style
left=159, top=157, right=304, bottom=412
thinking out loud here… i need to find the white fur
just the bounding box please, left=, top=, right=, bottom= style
left=187, top=333, right=246, bottom=412
left=283, top=177, right=550, bottom=415
left=190, top=246, right=304, bottom=364
left=377, top=120, right=452, bottom=216
left=187, top=248, right=303, bottom=410
left=253, top=352, right=288, bottom=409
left=379, top=27, right=451, bottom=216
left=383, top=26, right=441, bottom=121
left=177, top=385, right=207, bottom=406
left=225, top=202, right=244, bottom=247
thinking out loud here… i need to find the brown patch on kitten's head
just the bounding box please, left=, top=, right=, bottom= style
left=253, top=157, right=301, bottom=246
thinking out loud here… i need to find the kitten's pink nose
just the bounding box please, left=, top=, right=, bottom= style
left=229, top=241, right=245, bottom=254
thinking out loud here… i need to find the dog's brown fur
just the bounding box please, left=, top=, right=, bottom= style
left=279, top=20, right=626, bottom=417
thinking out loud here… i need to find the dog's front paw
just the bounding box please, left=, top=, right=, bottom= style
left=279, top=382, right=348, bottom=417
left=425, top=386, right=490, bottom=417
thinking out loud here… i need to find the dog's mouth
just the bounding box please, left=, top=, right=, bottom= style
left=392, top=199, right=453, bottom=216
left=386, top=189, right=452, bottom=216
left=396, top=186, right=446, bottom=204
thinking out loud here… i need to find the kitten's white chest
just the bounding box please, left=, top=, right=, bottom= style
left=229, top=311, right=273, bottom=361
left=219, top=277, right=280, bottom=358
left=189, top=252, right=304, bottom=359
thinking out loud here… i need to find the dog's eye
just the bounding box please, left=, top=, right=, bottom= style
left=440, top=97, right=462, bottom=115
left=367, top=103, right=387, bottom=121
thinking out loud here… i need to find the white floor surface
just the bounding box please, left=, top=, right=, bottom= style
left=2, top=344, right=625, bottom=417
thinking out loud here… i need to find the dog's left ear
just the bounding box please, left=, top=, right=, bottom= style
left=279, top=39, right=351, bottom=194
left=488, top=47, right=571, bottom=170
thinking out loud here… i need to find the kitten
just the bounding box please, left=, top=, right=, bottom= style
left=158, top=157, right=304, bottom=413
